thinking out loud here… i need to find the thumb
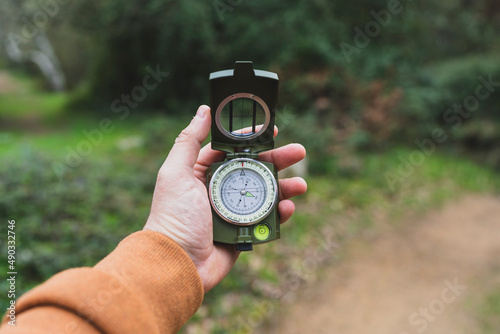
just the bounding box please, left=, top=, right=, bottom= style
left=164, top=105, right=211, bottom=170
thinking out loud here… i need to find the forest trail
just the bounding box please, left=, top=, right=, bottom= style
left=266, top=195, right=500, bottom=334
left=0, top=71, right=19, bottom=94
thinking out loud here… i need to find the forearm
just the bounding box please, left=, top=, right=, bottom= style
left=1, top=231, right=204, bottom=334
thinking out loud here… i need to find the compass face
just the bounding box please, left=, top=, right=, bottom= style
left=209, top=159, right=277, bottom=225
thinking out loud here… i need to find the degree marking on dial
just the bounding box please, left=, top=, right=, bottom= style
left=210, top=159, right=277, bottom=224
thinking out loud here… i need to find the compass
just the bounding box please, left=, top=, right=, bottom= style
left=207, top=61, right=280, bottom=251
left=209, top=158, right=277, bottom=225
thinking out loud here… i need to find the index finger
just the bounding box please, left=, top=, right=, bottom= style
left=196, top=125, right=279, bottom=168
left=259, top=143, right=306, bottom=171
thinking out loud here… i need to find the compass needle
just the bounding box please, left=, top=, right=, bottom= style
left=210, top=159, right=276, bottom=224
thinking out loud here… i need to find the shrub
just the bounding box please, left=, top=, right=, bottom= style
left=0, top=149, right=155, bottom=293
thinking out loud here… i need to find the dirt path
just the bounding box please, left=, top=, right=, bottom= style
left=0, top=71, right=20, bottom=94
left=266, top=195, right=500, bottom=334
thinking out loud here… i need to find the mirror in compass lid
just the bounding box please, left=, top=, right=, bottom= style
left=209, top=61, right=279, bottom=154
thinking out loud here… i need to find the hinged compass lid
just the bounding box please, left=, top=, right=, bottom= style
left=209, top=61, right=279, bottom=154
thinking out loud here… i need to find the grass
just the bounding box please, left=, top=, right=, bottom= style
left=0, top=69, right=191, bottom=161
left=0, top=92, right=67, bottom=119
left=0, top=71, right=67, bottom=120
left=479, top=285, right=500, bottom=334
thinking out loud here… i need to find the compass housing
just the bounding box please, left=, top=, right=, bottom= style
left=207, top=159, right=280, bottom=248
left=207, top=62, right=280, bottom=251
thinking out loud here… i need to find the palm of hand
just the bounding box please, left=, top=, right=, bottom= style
left=149, top=161, right=239, bottom=292
left=144, top=106, right=306, bottom=292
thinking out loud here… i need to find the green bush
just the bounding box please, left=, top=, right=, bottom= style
left=0, top=149, right=155, bottom=295
left=400, top=55, right=500, bottom=160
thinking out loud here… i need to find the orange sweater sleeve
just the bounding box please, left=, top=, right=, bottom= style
left=0, top=231, right=204, bottom=334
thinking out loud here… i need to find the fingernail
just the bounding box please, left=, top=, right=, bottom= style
left=196, top=107, right=206, bottom=118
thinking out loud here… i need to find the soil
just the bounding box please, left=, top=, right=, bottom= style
left=266, top=195, right=500, bottom=334
left=0, top=71, right=20, bottom=94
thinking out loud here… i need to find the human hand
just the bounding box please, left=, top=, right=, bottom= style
left=143, top=105, right=307, bottom=292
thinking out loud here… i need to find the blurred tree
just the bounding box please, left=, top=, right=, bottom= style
left=0, top=0, right=66, bottom=90
left=61, top=0, right=498, bottom=108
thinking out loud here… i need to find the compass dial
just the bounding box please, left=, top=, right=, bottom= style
left=209, top=159, right=277, bottom=225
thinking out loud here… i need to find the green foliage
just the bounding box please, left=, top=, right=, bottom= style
left=63, top=0, right=349, bottom=111
left=139, top=114, right=189, bottom=154
left=479, top=285, right=500, bottom=334
left=5, top=0, right=500, bottom=163
left=0, top=148, right=155, bottom=298
left=401, top=55, right=500, bottom=158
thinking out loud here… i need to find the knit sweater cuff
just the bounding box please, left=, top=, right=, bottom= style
left=1, top=231, right=203, bottom=334
left=94, top=231, right=204, bottom=333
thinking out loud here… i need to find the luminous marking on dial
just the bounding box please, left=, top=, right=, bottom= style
left=210, top=159, right=277, bottom=225
left=221, top=168, right=267, bottom=215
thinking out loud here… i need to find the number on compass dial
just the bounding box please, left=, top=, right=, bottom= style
left=209, top=159, right=277, bottom=225
left=222, top=169, right=266, bottom=214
